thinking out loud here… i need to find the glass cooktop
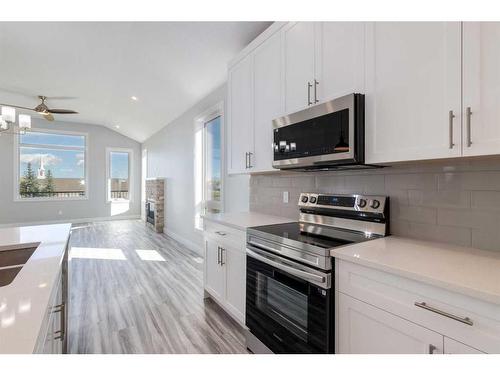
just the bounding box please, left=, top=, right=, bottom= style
left=249, top=222, right=354, bottom=249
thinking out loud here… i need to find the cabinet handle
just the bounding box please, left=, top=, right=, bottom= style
left=248, top=152, right=253, bottom=168
left=245, top=152, right=249, bottom=169
left=448, top=110, right=455, bottom=149
left=220, top=248, right=226, bottom=266
left=307, top=82, right=313, bottom=106
left=217, top=246, right=221, bottom=265
left=466, top=106, right=472, bottom=147
left=429, top=344, right=437, bottom=354
left=215, top=231, right=226, bottom=236
left=414, top=302, right=473, bottom=326
left=314, top=79, right=319, bottom=103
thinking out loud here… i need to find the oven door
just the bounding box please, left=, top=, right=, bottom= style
left=272, top=93, right=363, bottom=169
left=246, top=245, right=333, bottom=353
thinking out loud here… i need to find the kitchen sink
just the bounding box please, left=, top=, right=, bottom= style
left=0, top=245, right=39, bottom=287
left=0, top=246, right=37, bottom=268
left=0, top=266, right=23, bottom=287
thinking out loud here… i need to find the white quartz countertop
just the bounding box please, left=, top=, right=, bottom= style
left=331, top=236, right=500, bottom=305
left=202, top=212, right=293, bottom=231
left=0, top=223, right=71, bottom=353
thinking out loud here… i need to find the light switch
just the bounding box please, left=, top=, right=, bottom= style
left=283, top=191, right=289, bottom=204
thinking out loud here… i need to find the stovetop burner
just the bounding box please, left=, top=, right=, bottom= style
left=250, top=222, right=353, bottom=249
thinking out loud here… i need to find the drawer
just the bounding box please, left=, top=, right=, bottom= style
left=203, top=220, right=246, bottom=250
left=337, top=259, right=500, bottom=353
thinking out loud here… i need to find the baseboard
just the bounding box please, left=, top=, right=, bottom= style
left=164, top=229, right=203, bottom=255
left=0, top=215, right=141, bottom=229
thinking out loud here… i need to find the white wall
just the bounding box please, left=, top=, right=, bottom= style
left=0, top=119, right=142, bottom=225
left=143, top=84, right=249, bottom=254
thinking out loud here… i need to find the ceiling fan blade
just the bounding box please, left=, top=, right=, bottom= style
left=43, top=113, right=55, bottom=121
left=47, top=109, right=78, bottom=114
left=0, top=103, right=35, bottom=112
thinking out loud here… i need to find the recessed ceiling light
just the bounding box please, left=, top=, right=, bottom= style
left=131, top=96, right=138, bottom=101
left=115, top=125, right=120, bottom=129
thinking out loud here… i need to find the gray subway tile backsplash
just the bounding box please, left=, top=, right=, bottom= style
left=249, top=158, right=500, bottom=252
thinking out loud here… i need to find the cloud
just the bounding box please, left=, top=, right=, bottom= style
left=20, top=153, right=62, bottom=166
left=76, top=153, right=85, bottom=166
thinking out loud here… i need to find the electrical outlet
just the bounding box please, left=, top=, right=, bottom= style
left=283, top=191, right=289, bottom=204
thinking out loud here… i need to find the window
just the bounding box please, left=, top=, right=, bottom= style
left=194, top=102, right=224, bottom=230
left=16, top=130, right=87, bottom=200
left=106, top=148, right=133, bottom=202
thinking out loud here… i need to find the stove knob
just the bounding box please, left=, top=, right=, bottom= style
left=301, top=195, right=309, bottom=203
left=358, top=198, right=367, bottom=208
left=309, top=196, right=317, bottom=204
left=371, top=199, right=380, bottom=209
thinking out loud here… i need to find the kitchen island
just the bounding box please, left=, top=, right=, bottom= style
left=0, top=223, right=71, bottom=354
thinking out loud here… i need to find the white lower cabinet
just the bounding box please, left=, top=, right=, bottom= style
left=338, top=293, right=443, bottom=354
left=337, top=259, right=500, bottom=354
left=204, top=224, right=246, bottom=326
left=444, top=337, right=485, bottom=354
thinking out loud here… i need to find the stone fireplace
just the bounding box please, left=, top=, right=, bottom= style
left=145, top=178, right=164, bottom=233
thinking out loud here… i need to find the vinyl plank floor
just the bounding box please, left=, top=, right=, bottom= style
left=68, top=219, right=248, bottom=354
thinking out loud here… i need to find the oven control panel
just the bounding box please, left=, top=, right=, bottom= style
left=298, top=192, right=387, bottom=214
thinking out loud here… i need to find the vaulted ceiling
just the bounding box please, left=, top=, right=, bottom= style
left=0, top=22, right=271, bottom=142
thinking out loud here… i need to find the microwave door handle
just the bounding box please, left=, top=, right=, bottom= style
left=246, top=247, right=325, bottom=285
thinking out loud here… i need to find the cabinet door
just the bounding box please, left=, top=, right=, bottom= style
left=444, top=337, right=485, bottom=354
left=228, top=54, right=254, bottom=174
left=283, top=22, right=315, bottom=113
left=462, top=22, right=500, bottom=157
left=365, top=22, right=462, bottom=164
left=315, top=22, right=365, bottom=102
left=223, top=246, right=246, bottom=325
left=204, top=239, right=225, bottom=302
left=338, top=293, right=444, bottom=354
left=253, top=32, right=283, bottom=173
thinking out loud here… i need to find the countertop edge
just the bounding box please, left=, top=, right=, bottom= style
left=332, top=247, right=500, bottom=306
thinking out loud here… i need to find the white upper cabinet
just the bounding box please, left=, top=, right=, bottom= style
left=314, top=22, right=365, bottom=102
left=462, top=22, right=500, bottom=157
left=283, top=22, right=316, bottom=113
left=365, top=22, right=462, bottom=164
left=253, top=32, right=283, bottom=173
left=228, top=54, right=254, bottom=174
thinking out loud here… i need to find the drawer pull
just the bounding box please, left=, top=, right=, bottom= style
left=414, top=302, right=473, bottom=326
left=215, top=231, right=227, bottom=236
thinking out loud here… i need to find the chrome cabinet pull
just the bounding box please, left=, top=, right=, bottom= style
left=220, top=248, right=226, bottom=266
left=215, top=231, right=226, bottom=236
left=248, top=152, right=253, bottom=168
left=307, top=82, right=313, bottom=106
left=429, top=344, right=437, bottom=354
left=245, top=152, right=249, bottom=169
left=414, top=302, right=473, bottom=326
left=314, top=79, right=319, bottom=103
left=466, top=106, right=472, bottom=147
left=448, top=110, right=455, bottom=149
left=217, top=246, right=221, bottom=265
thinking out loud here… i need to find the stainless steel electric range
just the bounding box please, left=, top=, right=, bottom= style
left=245, top=192, right=390, bottom=354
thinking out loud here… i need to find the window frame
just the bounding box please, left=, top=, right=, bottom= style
left=14, top=128, right=89, bottom=202
left=106, top=147, right=134, bottom=203
left=194, top=101, right=225, bottom=231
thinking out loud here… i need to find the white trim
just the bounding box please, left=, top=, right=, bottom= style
left=106, top=146, right=134, bottom=203
left=0, top=215, right=141, bottom=229
left=194, top=101, right=225, bottom=232
left=164, top=229, right=203, bottom=255
left=13, top=127, right=89, bottom=202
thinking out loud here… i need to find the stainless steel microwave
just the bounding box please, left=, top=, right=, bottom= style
left=272, top=93, right=365, bottom=170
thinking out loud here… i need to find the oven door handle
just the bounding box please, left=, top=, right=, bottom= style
left=246, top=247, right=328, bottom=287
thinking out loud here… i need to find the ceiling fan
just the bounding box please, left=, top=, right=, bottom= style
left=0, top=95, right=78, bottom=122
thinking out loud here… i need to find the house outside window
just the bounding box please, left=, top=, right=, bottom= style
left=15, top=129, right=87, bottom=201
